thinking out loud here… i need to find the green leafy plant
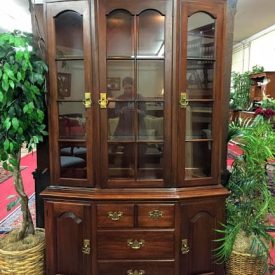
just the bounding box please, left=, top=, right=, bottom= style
left=216, top=117, right=275, bottom=272
left=0, top=30, right=47, bottom=240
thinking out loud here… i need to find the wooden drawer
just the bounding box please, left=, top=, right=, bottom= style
left=137, top=204, right=175, bottom=228
left=97, top=204, right=134, bottom=228
left=97, top=230, right=174, bottom=259
left=98, top=261, right=175, bottom=275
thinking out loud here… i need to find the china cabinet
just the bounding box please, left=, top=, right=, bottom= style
left=38, top=0, right=237, bottom=274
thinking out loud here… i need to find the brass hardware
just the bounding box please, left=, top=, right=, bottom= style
left=127, top=239, right=145, bottom=250
left=179, top=92, right=189, bottom=108
left=181, top=239, right=190, bottom=255
left=107, top=211, right=123, bottom=221
left=98, top=92, right=108, bottom=108
left=127, top=269, right=145, bottom=275
left=84, top=92, right=92, bottom=108
left=82, top=239, right=91, bottom=255
left=148, top=209, right=164, bottom=219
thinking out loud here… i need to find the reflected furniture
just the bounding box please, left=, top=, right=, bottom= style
left=39, top=0, right=237, bottom=274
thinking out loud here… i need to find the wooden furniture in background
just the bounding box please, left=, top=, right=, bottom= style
left=38, top=0, right=237, bottom=274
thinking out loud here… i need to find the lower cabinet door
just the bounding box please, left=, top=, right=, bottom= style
left=45, top=200, right=92, bottom=275
left=180, top=198, right=225, bottom=275
left=98, top=261, right=175, bottom=275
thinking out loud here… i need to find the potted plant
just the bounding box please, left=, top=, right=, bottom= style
left=216, top=114, right=275, bottom=274
left=0, top=30, right=47, bottom=274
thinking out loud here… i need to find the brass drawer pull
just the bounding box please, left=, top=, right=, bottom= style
left=82, top=239, right=91, bottom=255
left=127, top=239, right=145, bottom=250
left=107, top=211, right=123, bottom=221
left=148, top=209, right=163, bottom=219
left=127, top=269, right=145, bottom=275
left=181, top=239, right=190, bottom=255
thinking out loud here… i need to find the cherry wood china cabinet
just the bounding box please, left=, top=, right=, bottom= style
left=40, top=0, right=237, bottom=274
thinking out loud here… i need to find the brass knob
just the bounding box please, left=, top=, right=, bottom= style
left=127, top=239, right=145, bottom=250
left=107, top=211, right=123, bottom=221
left=127, top=269, right=145, bottom=275
left=82, top=239, right=91, bottom=255
left=84, top=92, right=92, bottom=108
left=179, top=92, right=189, bottom=108
left=181, top=239, right=190, bottom=254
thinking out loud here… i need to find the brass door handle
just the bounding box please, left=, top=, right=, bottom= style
left=179, top=92, right=189, bottom=108
left=107, top=211, right=123, bottom=221
left=181, top=239, right=190, bottom=254
left=99, top=92, right=108, bottom=108
left=82, top=239, right=91, bottom=255
left=127, top=269, right=145, bottom=275
left=84, top=92, right=92, bottom=108
left=127, top=239, right=145, bottom=250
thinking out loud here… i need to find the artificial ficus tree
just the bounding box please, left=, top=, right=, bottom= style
left=0, top=31, right=47, bottom=240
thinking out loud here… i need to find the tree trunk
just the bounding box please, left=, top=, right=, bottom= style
left=12, top=150, right=35, bottom=240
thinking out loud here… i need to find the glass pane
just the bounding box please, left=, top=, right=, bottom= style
left=187, top=12, right=215, bottom=59
left=186, top=102, right=212, bottom=140
left=58, top=102, right=86, bottom=139
left=107, top=10, right=134, bottom=57
left=55, top=11, right=83, bottom=58
left=137, top=60, right=164, bottom=99
left=57, top=60, right=84, bottom=100
left=140, top=103, right=164, bottom=141
left=107, top=61, right=134, bottom=99
left=138, top=143, right=163, bottom=179
left=108, top=101, right=135, bottom=141
left=59, top=142, right=87, bottom=179
left=108, top=143, right=134, bottom=178
left=187, top=60, right=214, bottom=99
left=138, top=10, right=165, bottom=57
left=185, top=142, right=211, bottom=179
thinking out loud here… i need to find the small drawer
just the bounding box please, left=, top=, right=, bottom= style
left=97, top=204, right=134, bottom=228
left=138, top=204, right=175, bottom=228
left=97, top=230, right=174, bottom=259
left=98, top=261, right=175, bottom=275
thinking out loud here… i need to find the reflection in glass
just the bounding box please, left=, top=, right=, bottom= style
left=185, top=141, right=211, bottom=179
left=138, top=143, right=163, bottom=179
left=107, top=10, right=134, bottom=57
left=56, top=60, right=84, bottom=100
left=187, top=60, right=214, bottom=99
left=187, top=12, right=215, bottom=59
left=58, top=102, right=86, bottom=139
left=59, top=142, right=87, bottom=179
left=55, top=11, right=83, bottom=57
left=139, top=103, right=164, bottom=141
left=108, top=143, right=134, bottom=178
left=138, top=10, right=165, bottom=57
left=185, top=102, right=212, bottom=140
left=107, top=61, right=134, bottom=99
left=137, top=60, right=164, bottom=99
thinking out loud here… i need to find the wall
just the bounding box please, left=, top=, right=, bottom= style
left=232, top=24, right=275, bottom=73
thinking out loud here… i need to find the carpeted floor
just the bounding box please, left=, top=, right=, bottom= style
left=0, top=152, right=36, bottom=223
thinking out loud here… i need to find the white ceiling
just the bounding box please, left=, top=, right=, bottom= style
left=2, top=0, right=275, bottom=45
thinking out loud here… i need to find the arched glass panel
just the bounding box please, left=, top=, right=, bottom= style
left=138, top=10, right=164, bottom=57
left=55, top=11, right=83, bottom=57
left=107, top=10, right=134, bottom=57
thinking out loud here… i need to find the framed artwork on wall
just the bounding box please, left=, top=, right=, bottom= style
left=107, top=77, right=121, bottom=91
left=57, top=73, right=71, bottom=98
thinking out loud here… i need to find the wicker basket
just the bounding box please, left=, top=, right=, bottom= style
left=0, top=229, right=45, bottom=275
left=226, top=250, right=266, bottom=275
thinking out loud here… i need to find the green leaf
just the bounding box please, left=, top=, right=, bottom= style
left=2, top=161, right=8, bottom=170
left=9, top=80, right=14, bottom=89
left=4, top=118, right=11, bottom=130
left=11, top=117, right=19, bottom=130
left=9, top=157, right=18, bottom=167
left=23, top=104, right=29, bottom=113
left=3, top=139, right=9, bottom=151
left=0, top=91, right=3, bottom=102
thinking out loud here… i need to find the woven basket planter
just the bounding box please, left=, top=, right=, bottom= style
left=0, top=229, right=45, bottom=275
left=226, top=250, right=266, bottom=275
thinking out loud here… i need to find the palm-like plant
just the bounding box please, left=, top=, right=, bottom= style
left=216, top=116, right=275, bottom=272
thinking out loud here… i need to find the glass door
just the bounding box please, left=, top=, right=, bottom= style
left=98, top=0, right=172, bottom=188
left=178, top=2, right=224, bottom=186
left=47, top=1, right=93, bottom=186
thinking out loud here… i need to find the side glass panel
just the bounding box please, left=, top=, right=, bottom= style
left=56, top=61, right=84, bottom=101
left=55, top=11, right=83, bottom=58
left=185, top=12, right=215, bottom=180
left=107, top=10, right=134, bottom=57
left=138, top=10, right=164, bottom=57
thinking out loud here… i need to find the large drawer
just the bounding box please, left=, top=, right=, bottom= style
left=97, top=230, right=175, bottom=259
left=98, top=261, right=175, bottom=275
left=97, top=204, right=134, bottom=228
left=137, top=204, right=175, bottom=228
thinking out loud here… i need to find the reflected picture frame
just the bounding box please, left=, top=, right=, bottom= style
left=58, top=73, right=71, bottom=98
left=107, top=77, right=121, bottom=91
